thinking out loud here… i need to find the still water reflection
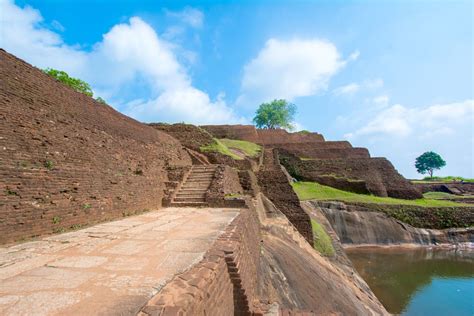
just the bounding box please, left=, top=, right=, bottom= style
left=346, top=247, right=474, bottom=315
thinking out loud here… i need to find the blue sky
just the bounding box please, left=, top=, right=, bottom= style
left=1, top=0, right=473, bottom=178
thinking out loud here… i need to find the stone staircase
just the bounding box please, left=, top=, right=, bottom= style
left=170, top=165, right=217, bottom=207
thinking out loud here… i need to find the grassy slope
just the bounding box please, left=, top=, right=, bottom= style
left=200, top=138, right=243, bottom=160
left=310, top=219, right=335, bottom=256
left=292, top=181, right=469, bottom=207
left=219, top=138, right=261, bottom=157
left=412, top=176, right=474, bottom=183
left=423, top=192, right=474, bottom=200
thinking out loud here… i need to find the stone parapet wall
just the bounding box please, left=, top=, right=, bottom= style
left=201, top=125, right=260, bottom=143
left=139, top=208, right=261, bottom=316
left=278, top=150, right=422, bottom=200
left=0, top=49, right=191, bottom=244
left=256, top=129, right=325, bottom=145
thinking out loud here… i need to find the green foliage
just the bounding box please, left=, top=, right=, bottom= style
left=415, top=151, right=446, bottom=178
left=218, top=138, right=261, bottom=157
left=96, top=97, right=107, bottom=104
left=44, top=160, right=54, bottom=170
left=43, top=68, right=93, bottom=97
left=298, top=130, right=311, bottom=134
left=200, top=138, right=243, bottom=160
left=292, top=181, right=469, bottom=207
left=253, top=99, right=296, bottom=130
left=52, top=216, right=61, bottom=224
left=423, top=192, right=474, bottom=200
left=310, top=219, right=335, bottom=256
left=5, top=188, right=18, bottom=196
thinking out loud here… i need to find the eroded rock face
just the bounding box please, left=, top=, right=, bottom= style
left=307, top=201, right=474, bottom=246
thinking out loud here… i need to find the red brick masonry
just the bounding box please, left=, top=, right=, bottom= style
left=139, top=208, right=261, bottom=316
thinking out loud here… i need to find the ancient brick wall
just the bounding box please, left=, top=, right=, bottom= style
left=278, top=150, right=422, bottom=199
left=149, top=123, right=214, bottom=151
left=0, top=50, right=191, bottom=244
left=282, top=147, right=370, bottom=159
left=257, top=149, right=314, bottom=245
left=201, top=124, right=260, bottom=143
left=256, top=129, right=325, bottom=144
left=140, top=208, right=262, bottom=316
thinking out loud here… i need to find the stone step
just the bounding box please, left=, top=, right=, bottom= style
left=182, top=182, right=211, bottom=186
left=187, top=174, right=214, bottom=178
left=177, top=190, right=207, bottom=194
left=181, top=184, right=210, bottom=188
left=169, top=201, right=208, bottom=207
left=178, top=188, right=208, bottom=192
left=176, top=193, right=206, bottom=199
left=173, top=197, right=206, bottom=203
left=186, top=179, right=213, bottom=183
left=190, top=169, right=215, bottom=173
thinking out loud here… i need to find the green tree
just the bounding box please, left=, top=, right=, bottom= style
left=43, top=68, right=93, bottom=97
left=253, top=99, right=296, bottom=130
left=415, top=151, right=446, bottom=178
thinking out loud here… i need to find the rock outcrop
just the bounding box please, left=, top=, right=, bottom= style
left=305, top=200, right=474, bottom=247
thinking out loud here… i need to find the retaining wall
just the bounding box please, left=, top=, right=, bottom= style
left=0, top=49, right=191, bottom=244
left=140, top=208, right=261, bottom=316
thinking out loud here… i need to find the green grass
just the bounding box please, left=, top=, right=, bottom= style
left=412, top=176, right=474, bottom=183
left=200, top=138, right=243, bottom=160
left=218, top=138, right=261, bottom=157
left=311, top=219, right=335, bottom=256
left=292, top=181, right=469, bottom=207
left=423, top=192, right=474, bottom=200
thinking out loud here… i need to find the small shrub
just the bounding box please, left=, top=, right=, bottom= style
left=83, top=203, right=91, bottom=209
left=43, top=68, right=93, bottom=97
left=96, top=97, right=107, bottom=104
left=52, top=216, right=61, bottom=224
left=44, top=160, right=54, bottom=170
left=5, top=188, right=18, bottom=196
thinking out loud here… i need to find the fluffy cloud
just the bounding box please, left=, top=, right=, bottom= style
left=238, top=38, right=353, bottom=106
left=0, top=0, right=238, bottom=124
left=346, top=100, right=474, bottom=139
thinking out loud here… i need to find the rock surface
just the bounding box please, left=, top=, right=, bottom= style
left=306, top=200, right=474, bottom=247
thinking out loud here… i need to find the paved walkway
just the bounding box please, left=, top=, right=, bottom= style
left=0, top=207, right=240, bottom=316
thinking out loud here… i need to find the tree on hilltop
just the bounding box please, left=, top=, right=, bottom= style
left=415, top=151, right=446, bottom=179
left=253, top=99, right=296, bottom=130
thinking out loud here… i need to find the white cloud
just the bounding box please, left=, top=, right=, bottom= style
left=0, top=0, right=239, bottom=124
left=333, top=83, right=360, bottom=95
left=165, top=7, right=204, bottom=28
left=333, top=78, right=384, bottom=97
left=238, top=38, right=352, bottom=106
left=348, top=100, right=474, bottom=139
left=373, top=95, right=390, bottom=107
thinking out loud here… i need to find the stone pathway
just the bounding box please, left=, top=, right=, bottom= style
left=0, top=207, right=240, bottom=316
